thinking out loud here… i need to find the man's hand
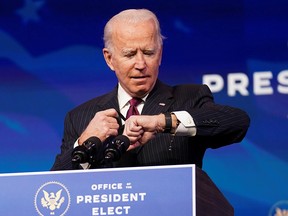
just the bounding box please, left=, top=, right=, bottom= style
left=78, top=108, right=119, bottom=144
left=123, top=114, right=166, bottom=150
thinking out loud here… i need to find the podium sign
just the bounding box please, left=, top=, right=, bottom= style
left=0, top=165, right=196, bottom=216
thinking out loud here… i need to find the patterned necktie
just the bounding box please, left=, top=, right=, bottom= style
left=126, top=98, right=142, bottom=119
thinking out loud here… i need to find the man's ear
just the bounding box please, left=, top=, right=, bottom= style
left=103, top=48, right=115, bottom=71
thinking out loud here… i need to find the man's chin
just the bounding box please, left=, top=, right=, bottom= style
left=130, top=88, right=150, bottom=98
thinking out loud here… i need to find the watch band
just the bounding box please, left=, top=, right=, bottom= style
left=164, top=113, right=172, bottom=133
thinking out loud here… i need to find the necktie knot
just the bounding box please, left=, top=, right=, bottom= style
left=129, top=97, right=142, bottom=107
left=126, top=97, right=142, bottom=119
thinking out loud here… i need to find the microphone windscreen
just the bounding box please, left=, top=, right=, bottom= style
left=113, top=135, right=130, bottom=152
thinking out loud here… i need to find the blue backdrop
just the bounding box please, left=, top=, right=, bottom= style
left=0, top=0, right=287, bottom=215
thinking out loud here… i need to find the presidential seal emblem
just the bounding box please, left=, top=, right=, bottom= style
left=269, top=200, right=288, bottom=216
left=34, top=181, right=71, bottom=216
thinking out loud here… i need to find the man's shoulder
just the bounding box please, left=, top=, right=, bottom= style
left=171, top=83, right=209, bottom=93
left=157, top=80, right=205, bottom=90
left=69, top=90, right=116, bottom=114
left=156, top=80, right=211, bottom=97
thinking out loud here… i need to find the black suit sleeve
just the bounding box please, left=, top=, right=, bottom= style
left=183, top=85, right=250, bottom=148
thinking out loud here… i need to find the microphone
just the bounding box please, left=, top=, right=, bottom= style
left=71, top=136, right=102, bottom=167
left=104, top=135, right=130, bottom=163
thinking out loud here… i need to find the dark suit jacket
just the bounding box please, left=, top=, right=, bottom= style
left=51, top=80, right=250, bottom=170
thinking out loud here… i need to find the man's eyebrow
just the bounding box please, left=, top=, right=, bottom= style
left=143, top=48, right=156, bottom=52
left=122, top=49, right=135, bottom=54
left=121, top=47, right=156, bottom=55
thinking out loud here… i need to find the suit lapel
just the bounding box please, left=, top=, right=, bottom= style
left=99, top=86, right=119, bottom=111
left=142, top=80, right=174, bottom=115
left=97, top=86, right=125, bottom=129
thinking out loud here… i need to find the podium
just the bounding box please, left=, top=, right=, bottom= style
left=0, top=165, right=233, bottom=216
left=195, top=166, right=234, bottom=216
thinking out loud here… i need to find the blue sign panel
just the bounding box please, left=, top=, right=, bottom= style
left=0, top=165, right=195, bottom=216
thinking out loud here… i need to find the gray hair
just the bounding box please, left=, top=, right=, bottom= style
left=103, top=9, right=165, bottom=51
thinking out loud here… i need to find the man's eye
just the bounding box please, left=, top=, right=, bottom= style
left=124, top=53, right=135, bottom=58
left=144, top=51, right=155, bottom=56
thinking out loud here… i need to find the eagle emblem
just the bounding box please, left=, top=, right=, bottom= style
left=41, top=189, right=65, bottom=211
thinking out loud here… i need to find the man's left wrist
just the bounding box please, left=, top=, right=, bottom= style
left=163, top=113, right=172, bottom=133
left=170, top=113, right=180, bottom=134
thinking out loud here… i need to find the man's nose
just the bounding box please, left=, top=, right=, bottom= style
left=135, top=53, right=146, bottom=70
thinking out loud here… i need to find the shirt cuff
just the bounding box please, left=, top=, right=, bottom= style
left=171, top=111, right=197, bottom=136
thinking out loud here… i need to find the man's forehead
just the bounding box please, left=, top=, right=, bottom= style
left=112, top=35, right=159, bottom=52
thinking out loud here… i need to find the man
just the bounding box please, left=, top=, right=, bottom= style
left=51, top=9, right=250, bottom=171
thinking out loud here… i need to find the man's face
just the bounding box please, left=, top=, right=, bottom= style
left=103, top=19, right=162, bottom=98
